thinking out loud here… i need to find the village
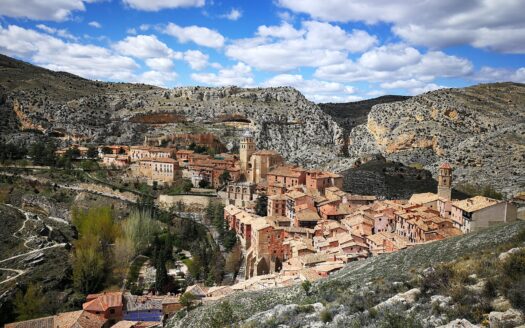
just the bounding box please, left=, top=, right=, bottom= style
left=4, top=130, right=519, bottom=328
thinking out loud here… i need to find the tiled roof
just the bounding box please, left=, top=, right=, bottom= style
left=252, top=150, right=280, bottom=156
left=55, top=310, right=107, bottom=328
left=295, top=208, right=321, bottom=222
left=139, top=157, right=178, bottom=164
left=409, top=192, right=440, bottom=205
left=452, top=196, right=501, bottom=212
left=440, top=162, right=452, bottom=169
left=83, top=292, right=122, bottom=312
left=268, top=165, right=304, bottom=177
left=4, top=316, right=55, bottom=328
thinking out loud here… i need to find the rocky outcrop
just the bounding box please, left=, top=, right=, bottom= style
left=344, top=83, right=525, bottom=197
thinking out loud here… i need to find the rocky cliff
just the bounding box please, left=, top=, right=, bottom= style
left=0, top=55, right=343, bottom=167
left=325, top=83, right=525, bottom=197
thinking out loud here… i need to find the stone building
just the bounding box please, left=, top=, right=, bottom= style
left=133, top=157, right=181, bottom=186
left=245, top=218, right=286, bottom=279
left=268, top=194, right=287, bottom=217
left=451, top=196, right=517, bottom=233
left=225, top=182, right=257, bottom=208
left=437, top=162, right=453, bottom=200
left=305, top=170, right=343, bottom=194
left=129, top=146, right=175, bottom=162
left=239, top=130, right=284, bottom=183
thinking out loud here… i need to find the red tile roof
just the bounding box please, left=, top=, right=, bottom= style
left=83, top=292, right=123, bottom=312
left=440, top=162, right=452, bottom=169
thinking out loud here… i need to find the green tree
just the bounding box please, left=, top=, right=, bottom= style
left=219, top=170, right=231, bottom=186
left=121, top=209, right=159, bottom=256
left=210, top=301, right=237, bottom=328
left=13, top=284, right=45, bottom=321
left=29, top=141, right=56, bottom=166
left=72, top=235, right=106, bottom=294
left=179, top=292, right=196, bottom=309
left=255, top=193, right=268, bottom=216
left=64, top=146, right=81, bottom=159
left=302, top=280, right=312, bottom=296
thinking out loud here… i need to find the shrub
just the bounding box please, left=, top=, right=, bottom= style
left=319, top=309, right=333, bottom=323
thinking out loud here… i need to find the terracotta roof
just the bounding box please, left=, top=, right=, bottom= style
left=409, top=192, right=440, bottom=205
left=295, top=208, right=321, bottom=222
left=83, top=292, right=122, bottom=312
left=269, top=194, right=287, bottom=201
left=268, top=165, right=304, bottom=177
left=252, top=150, right=280, bottom=156
left=286, top=190, right=307, bottom=199
left=123, top=293, right=163, bottom=312
left=55, top=310, right=107, bottom=328
left=176, top=150, right=195, bottom=154
left=452, top=196, right=502, bottom=212
left=112, top=321, right=160, bottom=328
left=4, top=316, right=55, bottom=328
left=440, top=162, right=452, bottom=169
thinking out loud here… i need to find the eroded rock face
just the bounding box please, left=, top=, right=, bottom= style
left=346, top=83, right=525, bottom=196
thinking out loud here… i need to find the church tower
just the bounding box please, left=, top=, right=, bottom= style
left=240, top=130, right=255, bottom=174
left=437, top=162, right=453, bottom=200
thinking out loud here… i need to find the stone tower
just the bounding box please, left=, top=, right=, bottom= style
left=437, top=162, right=453, bottom=200
left=240, top=130, right=255, bottom=174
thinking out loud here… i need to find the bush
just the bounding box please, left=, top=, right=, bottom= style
left=319, top=309, right=333, bottom=323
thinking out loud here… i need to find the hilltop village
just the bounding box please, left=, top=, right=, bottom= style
left=3, top=130, right=519, bottom=328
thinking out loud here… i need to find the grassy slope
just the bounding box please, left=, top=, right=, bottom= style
left=168, top=220, right=525, bottom=327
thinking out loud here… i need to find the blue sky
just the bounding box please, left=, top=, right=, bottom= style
left=0, top=0, right=524, bottom=102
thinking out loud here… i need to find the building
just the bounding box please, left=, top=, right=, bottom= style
left=409, top=192, right=441, bottom=210
left=225, top=182, right=257, bottom=208
left=134, top=157, right=181, bottom=186
left=83, top=292, right=123, bottom=324
left=122, top=293, right=180, bottom=322
left=437, top=162, right=453, bottom=200
left=5, top=311, right=108, bottom=328
left=239, top=130, right=256, bottom=174
left=129, top=146, right=175, bottom=162
left=305, top=170, right=343, bottom=194
left=246, top=218, right=286, bottom=279
left=268, top=194, right=287, bottom=217
left=267, top=165, right=307, bottom=195
left=101, top=154, right=130, bottom=168
left=247, top=150, right=284, bottom=184
left=451, top=196, right=517, bottom=233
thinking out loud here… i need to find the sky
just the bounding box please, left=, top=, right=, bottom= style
left=0, top=0, right=524, bottom=103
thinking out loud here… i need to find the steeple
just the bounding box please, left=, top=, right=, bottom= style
left=239, top=130, right=255, bottom=174
left=437, top=162, right=452, bottom=200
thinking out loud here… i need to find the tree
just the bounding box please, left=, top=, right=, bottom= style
left=13, top=284, right=45, bottom=321
left=255, top=193, right=268, bottom=216
left=179, top=292, right=196, bottom=310
left=101, top=146, right=112, bottom=154
left=302, top=280, right=312, bottom=296
left=29, top=141, right=56, bottom=166
left=210, top=301, right=237, bottom=328
left=121, top=209, right=159, bottom=256
left=72, top=235, right=106, bottom=294
left=86, top=146, right=98, bottom=159
left=64, top=147, right=81, bottom=159
left=219, top=170, right=231, bottom=186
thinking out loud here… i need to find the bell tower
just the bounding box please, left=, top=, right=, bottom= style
left=437, top=162, right=452, bottom=200
left=240, top=130, right=255, bottom=174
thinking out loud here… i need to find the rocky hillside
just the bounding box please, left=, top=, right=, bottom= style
left=167, top=221, right=525, bottom=328
left=324, top=83, right=525, bottom=197
left=0, top=54, right=342, bottom=167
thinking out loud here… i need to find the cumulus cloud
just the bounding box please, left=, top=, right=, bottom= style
left=222, top=8, right=242, bottom=21
left=191, top=62, right=254, bottom=87
left=473, top=66, right=525, bottom=83
left=133, top=70, right=177, bottom=86
left=0, top=0, right=87, bottom=21
left=113, top=34, right=180, bottom=59
left=226, top=20, right=377, bottom=71
left=278, top=0, right=525, bottom=54
left=88, top=21, right=102, bottom=28
left=314, top=46, right=473, bottom=84
left=263, top=73, right=357, bottom=102
left=145, top=57, right=174, bottom=72
left=0, top=25, right=139, bottom=81
left=122, top=0, right=204, bottom=11
left=183, top=50, right=208, bottom=70
left=164, top=23, right=225, bottom=48
left=36, top=24, right=78, bottom=41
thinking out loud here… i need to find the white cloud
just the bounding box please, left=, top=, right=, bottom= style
left=226, top=20, right=377, bottom=71
left=0, top=25, right=139, bottom=81
left=314, top=46, right=473, bottom=84
left=133, top=70, right=177, bottom=86
left=164, top=23, right=225, bottom=48
left=183, top=50, right=208, bottom=70
left=278, top=0, right=525, bottom=54
left=36, top=24, right=78, bottom=41
left=263, top=73, right=357, bottom=102
left=145, top=57, right=174, bottom=72
left=122, top=0, right=204, bottom=11
left=88, top=21, right=102, bottom=28
left=113, top=34, right=179, bottom=59
left=0, top=0, right=87, bottom=21
left=409, top=83, right=446, bottom=96
left=358, top=44, right=421, bottom=71
left=473, top=66, right=525, bottom=83
left=222, top=8, right=242, bottom=21
left=191, top=62, right=254, bottom=87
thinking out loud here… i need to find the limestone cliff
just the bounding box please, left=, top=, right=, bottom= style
left=325, top=83, right=525, bottom=197
left=0, top=55, right=343, bottom=167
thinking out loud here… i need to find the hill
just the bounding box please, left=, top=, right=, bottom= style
left=167, top=221, right=525, bottom=327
